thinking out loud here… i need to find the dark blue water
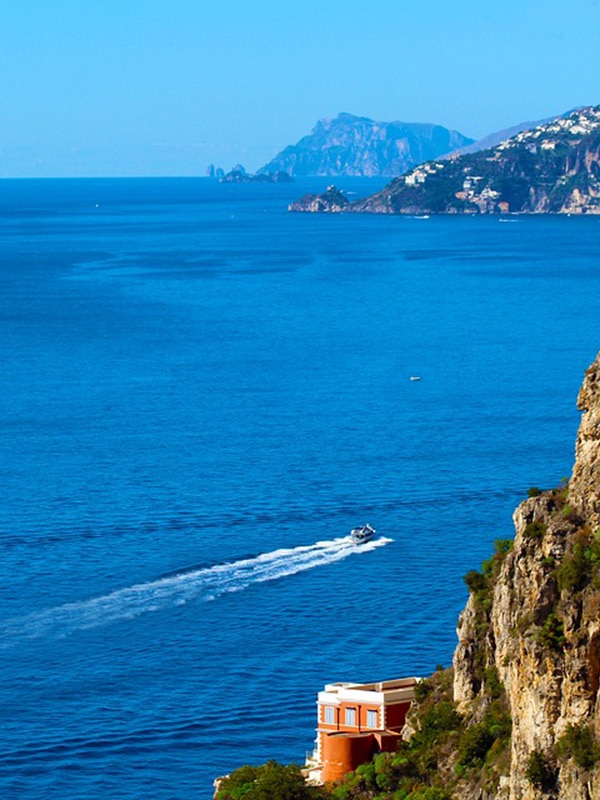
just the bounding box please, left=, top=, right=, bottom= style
left=1, top=177, right=599, bottom=799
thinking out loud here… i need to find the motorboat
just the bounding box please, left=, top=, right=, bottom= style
left=350, top=523, right=376, bottom=544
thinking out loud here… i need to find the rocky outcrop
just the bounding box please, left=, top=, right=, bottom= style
left=220, top=169, right=294, bottom=184
left=260, top=113, right=474, bottom=178
left=288, top=185, right=349, bottom=213
left=453, top=352, right=600, bottom=799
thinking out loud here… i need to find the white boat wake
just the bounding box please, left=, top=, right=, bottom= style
left=1, top=536, right=392, bottom=645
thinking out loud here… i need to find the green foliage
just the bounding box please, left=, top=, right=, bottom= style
left=523, top=520, right=546, bottom=540
left=527, top=487, right=542, bottom=498
left=557, top=545, right=588, bottom=592
left=557, top=724, right=600, bottom=770
left=525, top=750, right=556, bottom=791
left=405, top=788, right=452, bottom=800
left=457, top=724, right=494, bottom=768
left=413, top=680, right=431, bottom=703
left=483, top=666, right=503, bottom=699
left=464, top=570, right=486, bottom=594
left=464, top=570, right=487, bottom=594
left=455, top=699, right=511, bottom=770
left=216, top=761, right=322, bottom=800
left=493, top=539, right=513, bottom=556
left=483, top=700, right=512, bottom=742
left=536, top=612, right=566, bottom=651
left=562, top=504, right=578, bottom=521
left=557, top=528, right=600, bottom=593
left=482, top=540, right=513, bottom=578
left=550, top=483, right=569, bottom=511
left=413, top=700, right=462, bottom=749
left=464, top=539, right=513, bottom=623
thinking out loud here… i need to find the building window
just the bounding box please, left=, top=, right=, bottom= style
left=324, top=706, right=335, bottom=724
left=345, top=707, right=356, bottom=726
left=367, top=709, right=378, bottom=728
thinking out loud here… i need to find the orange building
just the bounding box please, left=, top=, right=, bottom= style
left=305, top=677, right=419, bottom=783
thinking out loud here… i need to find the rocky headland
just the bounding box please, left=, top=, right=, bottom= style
left=289, top=107, right=600, bottom=215
left=217, top=352, right=600, bottom=800
left=287, top=185, right=349, bottom=213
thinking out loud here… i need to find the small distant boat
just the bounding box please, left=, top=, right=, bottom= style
left=350, top=523, right=376, bottom=544
left=410, top=376, right=421, bottom=381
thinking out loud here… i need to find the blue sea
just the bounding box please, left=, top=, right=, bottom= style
left=1, top=176, right=599, bottom=799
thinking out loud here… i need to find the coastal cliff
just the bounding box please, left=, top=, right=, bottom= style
left=290, top=107, right=600, bottom=215
left=217, top=354, right=600, bottom=800
left=452, top=352, right=600, bottom=799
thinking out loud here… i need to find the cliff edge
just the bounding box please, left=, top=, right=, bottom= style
left=454, top=352, right=600, bottom=799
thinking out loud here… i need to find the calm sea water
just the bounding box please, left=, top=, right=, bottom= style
left=1, top=177, right=599, bottom=799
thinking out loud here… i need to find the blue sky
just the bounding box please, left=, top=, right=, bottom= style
left=1, top=0, right=599, bottom=177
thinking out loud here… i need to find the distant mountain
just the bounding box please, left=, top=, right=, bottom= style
left=451, top=109, right=582, bottom=156
left=452, top=117, right=556, bottom=156
left=259, top=113, right=474, bottom=178
left=290, top=107, right=600, bottom=215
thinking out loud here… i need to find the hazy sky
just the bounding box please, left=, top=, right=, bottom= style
left=2, top=0, right=599, bottom=177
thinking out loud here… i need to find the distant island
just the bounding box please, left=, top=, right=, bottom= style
left=258, top=112, right=474, bottom=178
left=289, top=107, right=600, bottom=215
left=220, top=169, right=294, bottom=184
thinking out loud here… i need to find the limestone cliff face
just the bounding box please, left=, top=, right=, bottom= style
left=570, top=357, right=600, bottom=531
left=454, top=352, right=600, bottom=799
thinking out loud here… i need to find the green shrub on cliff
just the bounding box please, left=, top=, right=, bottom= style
left=523, top=520, right=546, bottom=540
left=525, top=750, right=556, bottom=791
left=557, top=527, right=600, bottom=593
left=536, top=612, right=566, bottom=650
left=216, top=761, right=324, bottom=800
left=557, top=724, right=600, bottom=770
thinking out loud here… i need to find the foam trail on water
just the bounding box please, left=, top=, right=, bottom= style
left=0, top=536, right=392, bottom=645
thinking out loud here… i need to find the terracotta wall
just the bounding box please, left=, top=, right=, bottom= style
left=321, top=734, right=375, bottom=783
